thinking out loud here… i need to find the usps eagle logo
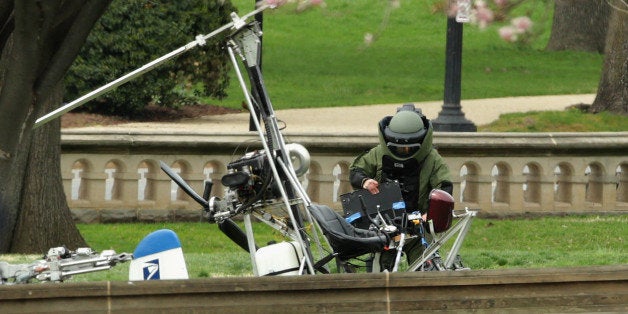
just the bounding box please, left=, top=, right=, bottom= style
left=142, top=259, right=160, bottom=280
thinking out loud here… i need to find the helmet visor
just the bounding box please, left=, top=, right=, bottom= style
left=386, top=142, right=421, bottom=158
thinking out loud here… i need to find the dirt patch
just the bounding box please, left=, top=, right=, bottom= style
left=61, top=104, right=243, bottom=128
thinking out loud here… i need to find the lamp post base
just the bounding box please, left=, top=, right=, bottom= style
left=432, top=103, right=477, bottom=132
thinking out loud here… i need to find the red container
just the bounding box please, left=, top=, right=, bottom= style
left=426, top=189, right=454, bottom=233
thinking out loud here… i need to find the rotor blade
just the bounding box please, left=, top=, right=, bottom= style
left=33, top=4, right=271, bottom=129
left=219, top=219, right=256, bottom=253
left=159, top=161, right=208, bottom=207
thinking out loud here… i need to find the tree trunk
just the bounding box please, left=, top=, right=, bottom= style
left=10, top=84, right=87, bottom=253
left=0, top=1, right=41, bottom=253
left=0, top=0, right=111, bottom=253
left=546, top=0, right=610, bottom=53
left=591, top=6, right=628, bottom=115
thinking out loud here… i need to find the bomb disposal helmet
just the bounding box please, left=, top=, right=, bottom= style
left=383, top=107, right=428, bottom=158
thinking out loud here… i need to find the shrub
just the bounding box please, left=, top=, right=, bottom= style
left=64, top=0, right=236, bottom=118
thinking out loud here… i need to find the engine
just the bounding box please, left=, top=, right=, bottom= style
left=206, top=143, right=310, bottom=223
left=224, top=150, right=279, bottom=202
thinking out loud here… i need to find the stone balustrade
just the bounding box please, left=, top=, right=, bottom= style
left=60, top=130, right=628, bottom=222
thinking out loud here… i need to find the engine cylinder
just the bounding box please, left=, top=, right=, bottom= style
left=286, top=143, right=310, bottom=177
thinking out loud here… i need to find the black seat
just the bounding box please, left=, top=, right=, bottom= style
left=308, top=204, right=387, bottom=261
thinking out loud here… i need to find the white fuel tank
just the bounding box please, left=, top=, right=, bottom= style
left=255, top=241, right=303, bottom=276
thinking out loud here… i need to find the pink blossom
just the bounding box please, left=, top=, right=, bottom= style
left=511, top=16, right=533, bottom=33
left=475, top=7, right=494, bottom=21
left=493, top=0, right=508, bottom=7
left=475, top=6, right=494, bottom=29
left=447, top=4, right=459, bottom=18
left=499, top=26, right=518, bottom=42
left=264, top=0, right=287, bottom=7
left=475, top=0, right=488, bottom=9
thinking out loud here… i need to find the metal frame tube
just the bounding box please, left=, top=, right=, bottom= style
left=444, top=211, right=475, bottom=268
left=407, top=209, right=477, bottom=271
left=243, top=213, right=259, bottom=276
left=227, top=45, right=315, bottom=274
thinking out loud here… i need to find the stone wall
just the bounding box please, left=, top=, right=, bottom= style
left=61, top=130, right=628, bottom=222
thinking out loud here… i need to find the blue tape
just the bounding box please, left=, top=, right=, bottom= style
left=392, top=201, right=406, bottom=210
left=345, top=212, right=362, bottom=223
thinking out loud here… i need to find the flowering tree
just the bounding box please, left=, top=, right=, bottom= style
left=444, top=0, right=626, bottom=114
left=444, top=0, right=549, bottom=45
left=268, top=0, right=625, bottom=115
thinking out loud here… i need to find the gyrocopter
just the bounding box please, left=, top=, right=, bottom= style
left=28, top=3, right=478, bottom=278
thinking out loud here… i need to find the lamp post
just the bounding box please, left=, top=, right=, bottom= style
left=432, top=14, right=476, bottom=132
left=255, top=0, right=264, bottom=70
left=248, top=0, right=265, bottom=131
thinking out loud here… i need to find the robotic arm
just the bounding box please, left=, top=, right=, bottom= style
left=0, top=247, right=132, bottom=284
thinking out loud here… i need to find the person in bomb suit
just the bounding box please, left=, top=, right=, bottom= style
left=349, top=104, right=453, bottom=270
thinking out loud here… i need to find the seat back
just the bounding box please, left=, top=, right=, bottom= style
left=310, top=204, right=354, bottom=236
left=309, top=204, right=387, bottom=260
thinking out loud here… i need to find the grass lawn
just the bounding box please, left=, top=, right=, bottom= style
left=40, top=214, right=628, bottom=281
left=4, top=214, right=625, bottom=282
left=208, top=0, right=603, bottom=111
left=479, top=107, right=627, bottom=132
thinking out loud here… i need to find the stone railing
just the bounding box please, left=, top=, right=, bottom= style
left=60, top=130, right=628, bottom=222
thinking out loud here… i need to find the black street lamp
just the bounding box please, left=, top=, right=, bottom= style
left=248, top=0, right=265, bottom=131
left=432, top=16, right=476, bottom=132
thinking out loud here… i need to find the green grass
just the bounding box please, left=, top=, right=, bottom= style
left=8, top=214, right=622, bottom=282
left=82, top=215, right=625, bottom=271
left=3, top=216, right=625, bottom=282
left=205, top=0, right=603, bottom=111
left=462, top=215, right=628, bottom=269
left=479, top=108, right=628, bottom=132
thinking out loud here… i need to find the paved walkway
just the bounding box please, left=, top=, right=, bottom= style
left=68, top=94, right=596, bottom=135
